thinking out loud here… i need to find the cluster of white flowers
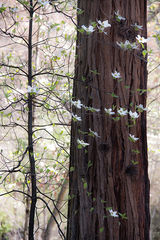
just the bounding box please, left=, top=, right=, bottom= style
left=129, top=134, right=139, bottom=142
left=111, top=71, right=121, bottom=79
left=27, top=86, right=39, bottom=94
left=109, top=209, right=119, bottom=218
left=104, top=108, right=140, bottom=119
left=71, top=99, right=142, bottom=121
left=81, top=19, right=111, bottom=34
left=117, top=40, right=139, bottom=50
left=115, top=10, right=126, bottom=22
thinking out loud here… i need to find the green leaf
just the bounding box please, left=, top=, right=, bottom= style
left=119, top=212, right=127, bottom=220
left=142, top=50, right=147, bottom=58
left=90, top=69, right=100, bottom=75
left=70, top=166, right=75, bottom=172
left=83, top=182, right=87, bottom=189
left=124, top=85, right=130, bottom=89
left=111, top=92, right=118, bottom=98
left=106, top=207, right=112, bottom=211
left=78, top=129, right=88, bottom=135
left=77, top=9, right=84, bottom=15
left=99, top=227, right=104, bottom=233
left=77, top=144, right=83, bottom=149
left=131, top=149, right=140, bottom=154
left=0, top=6, right=6, bottom=13
left=131, top=160, right=139, bottom=165
left=78, top=28, right=85, bottom=33
left=136, top=88, right=147, bottom=95
left=101, top=199, right=107, bottom=203
left=112, top=117, right=120, bottom=122
left=90, top=207, right=94, bottom=212
left=81, top=76, right=86, bottom=82
left=87, top=160, right=93, bottom=169
left=87, top=192, right=92, bottom=197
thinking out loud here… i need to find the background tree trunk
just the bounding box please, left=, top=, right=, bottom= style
left=43, top=178, right=68, bottom=240
left=67, top=0, right=150, bottom=239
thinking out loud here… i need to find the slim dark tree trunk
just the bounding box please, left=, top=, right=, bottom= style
left=28, top=1, right=37, bottom=239
left=67, top=1, right=150, bottom=239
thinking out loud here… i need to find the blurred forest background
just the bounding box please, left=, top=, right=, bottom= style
left=0, top=0, right=159, bottom=239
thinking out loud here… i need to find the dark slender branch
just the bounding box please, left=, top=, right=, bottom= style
left=54, top=5, right=77, bottom=26
left=0, top=189, right=32, bottom=198
left=37, top=196, right=66, bottom=240
left=148, top=63, right=160, bottom=75
left=0, top=98, right=24, bottom=111
left=0, top=147, right=28, bottom=173
left=0, top=62, right=28, bottom=75
left=0, top=27, right=28, bottom=45
left=16, top=0, right=30, bottom=12
left=148, top=84, right=160, bottom=92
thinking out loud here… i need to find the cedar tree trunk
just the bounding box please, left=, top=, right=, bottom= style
left=67, top=0, right=150, bottom=240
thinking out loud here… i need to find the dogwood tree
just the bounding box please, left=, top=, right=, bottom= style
left=0, top=0, right=75, bottom=239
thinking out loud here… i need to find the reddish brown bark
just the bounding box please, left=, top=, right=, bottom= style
left=67, top=1, right=150, bottom=239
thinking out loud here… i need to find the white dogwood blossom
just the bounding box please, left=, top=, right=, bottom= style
left=109, top=209, right=119, bottom=218
left=104, top=108, right=115, bottom=115
left=89, top=129, right=100, bottom=138
left=97, top=20, right=111, bottom=32
left=81, top=25, right=95, bottom=33
left=71, top=99, right=83, bottom=109
left=117, top=108, right=128, bottom=116
left=136, top=104, right=147, bottom=111
left=129, top=134, right=139, bottom=142
left=111, top=71, right=121, bottom=79
left=115, top=10, right=126, bottom=21
left=136, top=35, right=148, bottom=43
left=10, top=7, right=18, bottom=13
left=129, top=110, right=139, bottom=119
left=77, top=139, right=89, bottom=148
left=27, top=86, right=39, bottom=94
left=83, top=106, right=100, bottom=112
left=72, top=114, right=82, bottom=122
left=131, top=23, right=143, bottom=30
left=38, top=0, right=49, bottom=6
left=117, top=40, right=139, bottom=50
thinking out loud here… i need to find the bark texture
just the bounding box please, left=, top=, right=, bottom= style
left=67, top=0, right=150, bottom=240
